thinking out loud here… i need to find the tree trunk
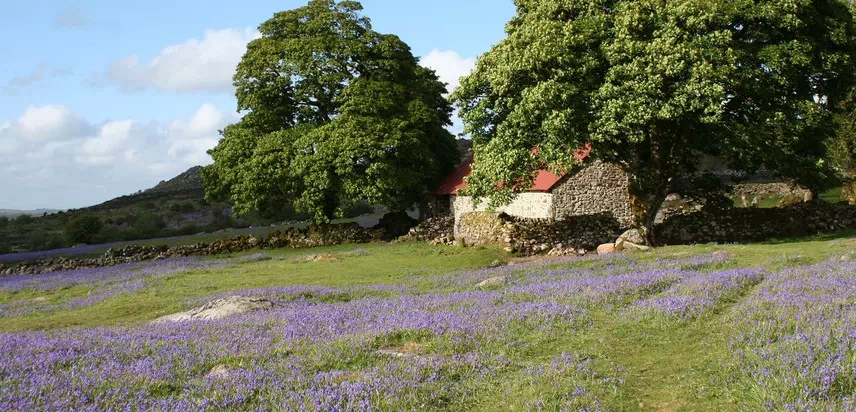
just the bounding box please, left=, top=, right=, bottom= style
left=844, top=171, right=856, bottom=205
left=628, top=181, right=670, bottom=244
left=623, top=123, right=681, bottom=245
left=322, top=192, right=338, bottom=223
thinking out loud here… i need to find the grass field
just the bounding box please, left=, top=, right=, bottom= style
left=2, top=236, right=856, bottom=410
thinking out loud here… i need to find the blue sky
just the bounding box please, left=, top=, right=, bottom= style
left=0, top=0, right=515, bottom=209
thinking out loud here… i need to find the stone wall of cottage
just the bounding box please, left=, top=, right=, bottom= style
left=551, top=161, right=634, bottom=228
left=452, top=193, right=555, bottom=236
left=455, top=211, right=623, bottom=256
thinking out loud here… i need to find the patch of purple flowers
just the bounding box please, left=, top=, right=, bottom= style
left=520, top=353, right=624, bottom=411
left=0, top=257, right=237, bottom=318
left=726, top=260, right=856, bottom=410
left=0, top=251, right=696, bottom=410
left=627, top=269, right=764, bottom=320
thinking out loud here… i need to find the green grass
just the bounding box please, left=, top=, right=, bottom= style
left=3, top=233, right=856, bottom=410
left=0, top=242, right=506, bottom=331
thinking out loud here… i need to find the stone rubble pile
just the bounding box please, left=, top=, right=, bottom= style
left=396, top=216, right=455, bottom=245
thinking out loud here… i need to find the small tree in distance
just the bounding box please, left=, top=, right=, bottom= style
left=203, top=0, right=460, bottom=224
left=65, top=216, right=103, bottom=245
left=452, top=0, right=856, bottom=238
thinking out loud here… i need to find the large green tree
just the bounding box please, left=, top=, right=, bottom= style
left=203, top=0, right=459, bottom=223
left=452, top=0, right=856, bottom=234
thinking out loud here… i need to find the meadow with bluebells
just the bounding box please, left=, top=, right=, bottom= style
left=1, top=238, right=856, bottom=410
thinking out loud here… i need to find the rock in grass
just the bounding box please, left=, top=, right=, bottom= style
left=618, top=229, right=647, bottom=244
left=205, top=365, right=233, bottom=379
left=477, top=277, right=507, bottom=288
left=236, top=253, right=273, bottom=263
left=621, top=242, right=652, bottom=252
left=153, top=296, right=274, bottom=323
left=597, top=243, right=617, bottom=255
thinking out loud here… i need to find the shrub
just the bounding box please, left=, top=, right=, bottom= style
left=13, top=215, right=34, bottom=225
left=65, top=216, right=104, bottom=245
left=131, top=213, right=167, bottom=239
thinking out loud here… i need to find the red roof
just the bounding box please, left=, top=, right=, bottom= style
left=432, top=145, right=591, bottom=195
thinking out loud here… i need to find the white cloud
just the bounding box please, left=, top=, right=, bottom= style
left=4, top=105, right=93, bottom=141
left=169, top=103, right=225, bottom=138
left=419, top=50, right=476, bottom=136
left=100, top=28, right=260, bottom=93
left=420, top=49, right=476, bottom=93
left=76, top=120, right=136, bottom=165
left=0, top=104, right=237, bottom=209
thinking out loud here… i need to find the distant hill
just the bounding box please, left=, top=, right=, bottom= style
left=0, top=209, right=62, bottom=218
left=148, top=166, right=205, bottom=195
left=87, top=166, right=206, bottom=212
left=0, top=166, right=261, bottom=254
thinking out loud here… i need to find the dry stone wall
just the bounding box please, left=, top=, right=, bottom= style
left=397, top=216, right=454, bottom=245
left=455, top=212, right=623, bottom=256
left=551, top=161, right=634, bottom=227
left=732, top=182, right=811, bottom=200
left=455, top=212, right=509, bottom=247
left=0, top=219, right=414, bottom=276
left=655, top=201, right=856, bottom=245
left=455, top=201, right=856, bottom=256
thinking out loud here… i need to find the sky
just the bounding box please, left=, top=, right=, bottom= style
left=0, top=0, right=516, bottom=210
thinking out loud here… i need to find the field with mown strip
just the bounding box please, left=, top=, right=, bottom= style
left=2, top=237, right=856, bottom=410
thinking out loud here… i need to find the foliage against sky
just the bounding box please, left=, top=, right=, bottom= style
left=0, top=0, right=508, bottom=210
left=453, top=0, right=856, bottom=226
left=204, top=0, right=460, bottom=223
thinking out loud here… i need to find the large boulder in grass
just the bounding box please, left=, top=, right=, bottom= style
left=597, top=243, right=617, bottom=255
left=617, top=229, right=647, bottom=245
left=615, top=229, right=649, bottom=251
left=153, top=296, right=274, bottom=323
left=477, top=276, right=507, bottom=288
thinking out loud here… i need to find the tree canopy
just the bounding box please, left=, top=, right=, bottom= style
left=452, top=0, right=856, bottom=230
left=203, top=0, right=459, bottom=223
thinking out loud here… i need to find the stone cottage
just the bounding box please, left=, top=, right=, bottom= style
left=432, top=154, right=635, bottom=236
